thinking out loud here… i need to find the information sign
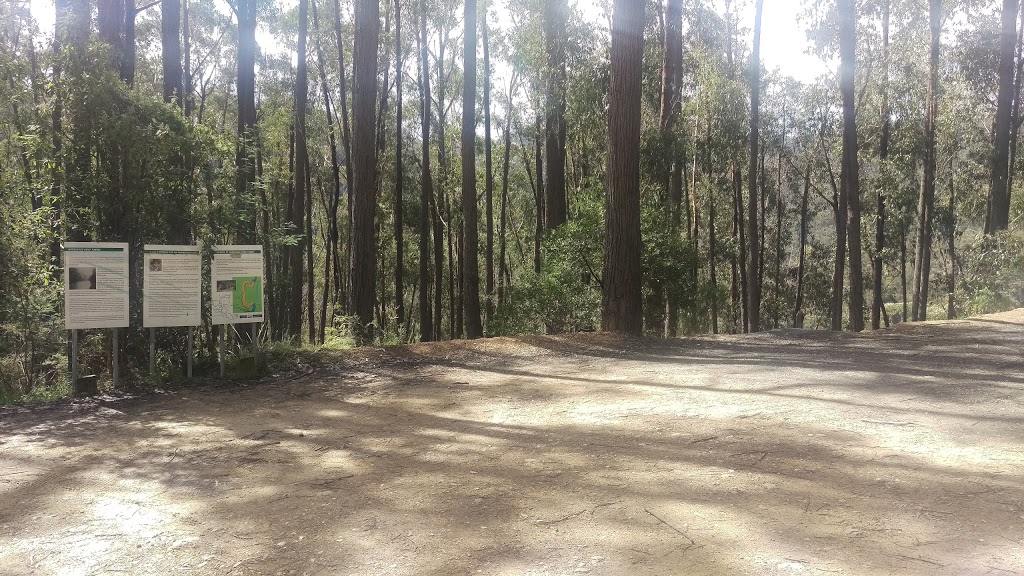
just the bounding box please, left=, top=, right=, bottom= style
left=143, top=245, right=202, bottom=328
left=64, top=242, right=130, bottom=329
left=210, top=245, right=265, bottom=325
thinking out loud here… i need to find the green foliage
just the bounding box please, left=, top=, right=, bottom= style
left=959, top=232, right=1024, bottom=315
left=491, top=193, right=603, bottom=335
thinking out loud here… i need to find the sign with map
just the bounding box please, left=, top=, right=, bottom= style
left=143, top=245, right=202, bottom=328
left=211, top=245, right=265, bottom=324
left=64, top=242, right=130, bottom=329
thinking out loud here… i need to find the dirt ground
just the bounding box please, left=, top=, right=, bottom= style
left=2, top=312, right=1023, bottom=576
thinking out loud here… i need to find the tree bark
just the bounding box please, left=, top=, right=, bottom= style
left=462, top=0, right=483, bottom=339
left=311, top=0, right=342, bottom=340
left=333, top=0, right=356, bottom=312
left=350, top=0, right=381, bottom=344
left=913, top=0, right=940, bottom=322
left=483, top=10, right=494, bottom=331
left=793, top=161, right=810, bottom=327
left=840, top=0, right=865, bottom=333
left=987, top=0, right=1018, bottom=233
left=236, top=0, right=258, bottom=245
left=872, top=0, right=890, bottom=330
left=161, top=0, right=183, bottom=106
left=394, top=0, right=405, bottom=338
left=544, top=0, right=568, bottom=230
left=746, top=0, right=764, bottom=333
left=602, top=0, right=644, bottom=335
left=417, top=0, right=434, bottom=341
left=290, top=0, right=310, bottom=341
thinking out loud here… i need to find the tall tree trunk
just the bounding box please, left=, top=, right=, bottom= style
left=708, top=175, right=719, bottom=335
left=394, top=0, right=405, bottom=338
left=350, top=0, right=381, bottom=344
left=417, top=0, right=434, bottom=341
left=161, top=0, right=183, bottom=106
left=872, top=0, right=891, bottom=330
left=735, top=164, right=748, bottom=332
left=914, top=0, right=940, bottom=322
left=840, top=0, right=865, bottom=334
left=602, top=0, right=644, bottom=335
left=534, top=115, right=544, bottom=273
left=306, top=156, right=316, bottom=343
left=333, top=0, right=355, bottom=312
left=290, top=0, right=310, bottom=340
left=462, top=0, right=483, bottom=339
left=498, top=84, right=514, bottom=307
left=312, top=0, right=341, bottom=340
left=947, top=157, right=956, bottom=320
left=793, top=161, right=810, bottom=327
left=236, top=0, right=258, bottom=245
left=661, top=0, right=683, bottom=337
left=987, top=0, right=1018, bottom=234
left=544, top=0, right=568, bottom=230
left=901, top=228, right=908, bottom=321
left=183, top=0, right=193, bottom=116
left=483, top=10, right=494, bottom=331
left=746, top=0, right=764, bottom=333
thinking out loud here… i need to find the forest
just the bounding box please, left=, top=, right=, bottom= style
left=2, top=0, right=1024, bottom=399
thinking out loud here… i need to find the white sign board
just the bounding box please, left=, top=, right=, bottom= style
left=210, top=245, right=265, bottom=325
left=64, top=242, right=130, bottom=329
left=143, top=245, right=202, bottom=328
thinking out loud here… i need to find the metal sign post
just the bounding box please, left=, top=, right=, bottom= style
left=252, top=323, right=258, bottom=365
left=187, top=327, right=194, bottom=380
left=112, top=328, right=119, bottom=388
left=219, top=324, right=226, bottom=377
left=149, top=327, right=156, bottom=377
left=71, top=329, right=79, bottom=390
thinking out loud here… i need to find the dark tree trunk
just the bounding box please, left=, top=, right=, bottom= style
left=350, top=0, right=381, bottom=344
left=333, top=0, right=355, bottom=311
left=394, top=0, right=405, bottom=338
left=462, top=0, right=483, bottom=339
left=534, top=116, right=544, bottom=273
left=290, top=0, right=310, bottom=341
left=161, top=0, right=183, bottom=106
left=483, top=10, right=494, bottom=331
left=602, top=0, right=644, bottom=335
left=544, top=0, right=568, bottom=230
left=793, top=161, right=810, bottom=327
left=746, top=0, right=764, bottom=333
left=661, top=0, right=683, bottom=337
left=708, top=175, right=719, bottom=335
left=311, top=0, right=341, bottom=341
left=306, top=156, right=316, bottom=344
left=948, top=158, right=956, bottom=320
left=417, top=0, right=434, bottom=341
left=840, top=0, right=865, bottom=332
left=236, top=0, right=258, bottom=245
left=735, top=164, right=748, bottom=332
left=987, top=0, right=1018, bottom=233
left=914, top=0, right=940, bottom=322
left=872, top=0, right=891, bottom=330
left=498, top=83, right=515, bottom=307
left=183, top=0, right=193, bottom=116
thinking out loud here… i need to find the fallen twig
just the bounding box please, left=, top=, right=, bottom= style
left=535, top=509, right=587, bottom=525
left=862, top=419, right=918, bottom=426
left=643, top=508, right=696, bottom=545
left=688, top=436, right=717, bottom=445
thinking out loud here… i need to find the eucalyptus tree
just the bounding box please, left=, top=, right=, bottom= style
left=462, top=0, right=483, bottom=339
left=603, top=0, right=644, bottom=335
left=350, top=0, right=381, bottom=344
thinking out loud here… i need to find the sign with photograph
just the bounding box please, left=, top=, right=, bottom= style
left=64, top=242, right=130, bottom=329
left=143, top=245, right=202, bottom=328
left=210, top=245, right=265, bottom=325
